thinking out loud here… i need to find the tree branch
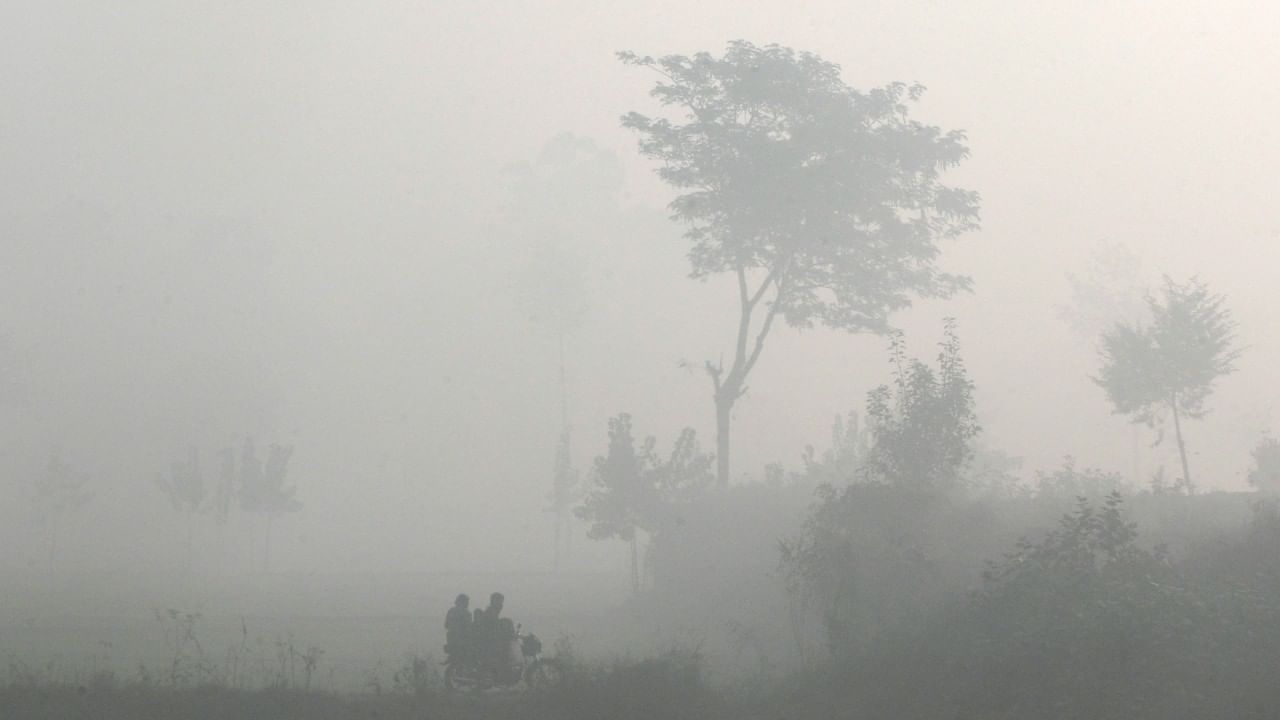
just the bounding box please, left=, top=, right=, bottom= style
left=705, top=358, right=723, bottom=394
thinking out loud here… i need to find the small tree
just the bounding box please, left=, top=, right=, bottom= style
left=33, top=448, right=93, bottom=571
left=237, top=438, right=300, bottom=572
left=800, top=410, right=871, bottom=485
left=576, top=414, right=711, bottom=593
left=1034, top=456, right=1129, bottom=500
left=1095, top=277, right=1239, bottom=490
left=864, top=319, right=979, bottom=493
left=621, top=41, right=979, bottom=488
left=213, top=447, right=235, bottom=527
left=577, top=414, right=649, bottom=593
left=1248, top=437, right=1280, bottom=495
left=155, top=446, right=205, bottom=572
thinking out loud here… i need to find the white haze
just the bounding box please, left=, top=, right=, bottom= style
left=2, top=0, right=1278, bottom=582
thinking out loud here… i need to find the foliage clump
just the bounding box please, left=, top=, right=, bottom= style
left=576, top=414, right=712, bottom=592
left=863, top=319, right=978, bottom=493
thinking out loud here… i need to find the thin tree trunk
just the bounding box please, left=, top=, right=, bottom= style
left=629, top=533, right=639, bottom=595
left=47, top=518, right=57, bottom=575
left=1131, top=425, right=1141, bottom=487
left=715, top=393, right=734, bottom=489
left=708, top=264, right=786, bottom=490
left=553, top=519, right=561, bottom=572
left=264, top=515, right=273, bottom=574
left=556, top=331, right=572, bottom=567
left=1170, top=392, right=1193, bottom=491
left=186, top=509, right=194, bottom=576
left=558, top=331, right=569, bottom=431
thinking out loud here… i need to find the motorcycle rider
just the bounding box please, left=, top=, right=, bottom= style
left=477, top=592, right=516, bottom=677
left=444, top=594, right=472, bottom=663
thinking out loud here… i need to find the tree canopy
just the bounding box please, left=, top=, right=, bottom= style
left=621, top=41, right=979, bottom=333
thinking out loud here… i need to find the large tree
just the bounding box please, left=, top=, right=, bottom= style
left=1094, top=277, right=1239, bottom=490
left=621, top=41, right=979, bottom=487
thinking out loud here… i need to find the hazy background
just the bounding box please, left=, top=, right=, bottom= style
left=2, top=0, right=1277, bottom=584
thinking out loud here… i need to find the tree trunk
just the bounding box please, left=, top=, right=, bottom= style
left=264, top=515, right=273, bottom=574
left=553, top=518, right=561, bottom=572
left=47, top=517, right=57, bottom=575
left=1131, top=425, right=1141, bottom=487
left=1170, top=393, right=1193, bottom=491
left=707, top=265, right=785, bottom=490
left=628, top=533, right=639, bottom=595
left=186, top=509, right=195, bottom=576
left=715, top=391, right=735, bottom=489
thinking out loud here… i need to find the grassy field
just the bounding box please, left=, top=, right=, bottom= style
left=2, top=645, right=724, bottom=720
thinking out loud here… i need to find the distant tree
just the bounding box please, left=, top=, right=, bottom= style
left=621, top=41, right=979, bottom=488
left=1034, top=456, right=1129, bottom=500
left=1247, top=437, right=1280, bottom=495
left=213, top=447, right=235, bottom=527
left=965, top=444, right=1026, bottom=497
left=504, top=134, right=621, bottom=562
left=0, top=332, right=22, bottom=408
left=1058, top=241, right=1148, bottom=339
left=577, top=414, right=649, bottom=593
left=155, top=446, right=205, bottom=572
left=32, top=448, right=93, bottom=571
left=800, top=410, right=870, bottom=485
left=1094, top=277, right=1239, bottom=491
left=1058, top=242, right=1150, bottom=483
left=863, top=319, right=979, bottom=493
left=237, top=438, right=300, bottom=572
left=547, top=429, right=580, bottom=570
left=576, top=414, right=712, bottom=593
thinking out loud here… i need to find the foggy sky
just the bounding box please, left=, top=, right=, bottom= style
left=2, top=1, right=1278, bottom=575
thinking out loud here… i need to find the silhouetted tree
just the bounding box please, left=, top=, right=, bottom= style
left=1248, top=437, right=1280, bottom=495
left=621, top=41, right=979, bottom=488
left=1034, top=456, right=1129, bottom=499
left=801, top=410, right=870, bottom=485
left=155, top=446, right=205, bottom=572
left=864, top=319, right=979, bottom=493
left=1059, top=242, right=1150, bottom=483
left=32, top=448, right=93, bottom=571
left=213, top=447, right=234, bottom=527
left=577, top=414, right=649, bottom=593
left=237, top=438, right=300, bottom=572
left=576, top=414, right=711, bottom=593
left=1095, top=277, right=1239, bottom=490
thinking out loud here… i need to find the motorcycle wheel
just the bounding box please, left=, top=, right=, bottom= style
left=524, top=659, right=565, bottom=689
left=444, top=663, right=460, bottom=691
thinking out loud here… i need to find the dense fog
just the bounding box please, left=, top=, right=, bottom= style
left=4, top=2, right=1280, bottom=717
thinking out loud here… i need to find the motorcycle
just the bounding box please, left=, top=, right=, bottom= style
left=444, top=623, right=564, bottom=692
